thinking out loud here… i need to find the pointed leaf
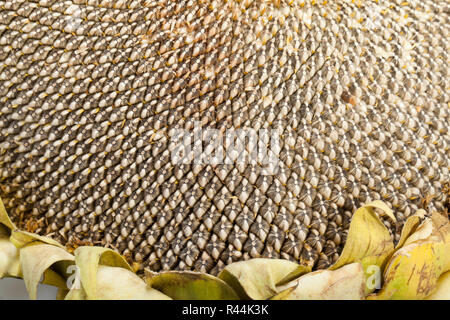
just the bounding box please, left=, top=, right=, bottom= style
left=64, top=266, right=171, bottom=300
left=64, top=288, right=87, bottom=300
left=20, top=243, right=75, bottom=299
left=147, top=271, right=239, bottom=300
left=74, top=246, right=133, bottom=299
left=272, top=263, right=366, bottom=300
left=426, top=271, right=450, bottom=300
left=395, top=210, right=427, bottom=249
left=0, top=234, right=20, bottom=278
left=0, top=197, right=15, bottom=230
left=56, top=288, right=69, bottom=300
left=10, top=230, right=64, bottom=249
left=95, top=265, right=171, bottom=300
left=218, top=258, right=311, bottom=299
left=329, top=201, right=396, bottom=293
left=373, top=212, right=450, bottom=299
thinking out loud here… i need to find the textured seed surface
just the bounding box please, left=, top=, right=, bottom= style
left=0, top=0, right=448, bottom=274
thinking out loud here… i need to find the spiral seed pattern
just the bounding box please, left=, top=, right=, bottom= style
left=0, top=0, right=448, bottom=274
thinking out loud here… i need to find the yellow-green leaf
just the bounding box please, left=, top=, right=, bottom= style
left=64, top=288, right=87, bottom=300
left=95, top=265, right=171, bottom=300
left=74, top=246, right=133, bottom=299
left=10, top=230, right=64, bottom=249
left=0, top=234, right=20, bottom=278
left=147, top=271, right=239, bottom=300
left=218, top=258, right=311, bottom=300
left=426, top=271, right=450, bottom=300
left=0, top=197, right=15, bottom=230
left=272, top=263, right=366, bottom=300
left=395, top=210, right=427, bottom=249
left=373, top=212, right=450, bottom=300
left=56, top=288, right=70, bottom=300
left=20, top=243, right=75, bottom=299
left=329, top=200, right=396, bottom=293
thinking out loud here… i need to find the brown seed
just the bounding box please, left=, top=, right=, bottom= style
left=341, top=91, right=357, bottom=106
